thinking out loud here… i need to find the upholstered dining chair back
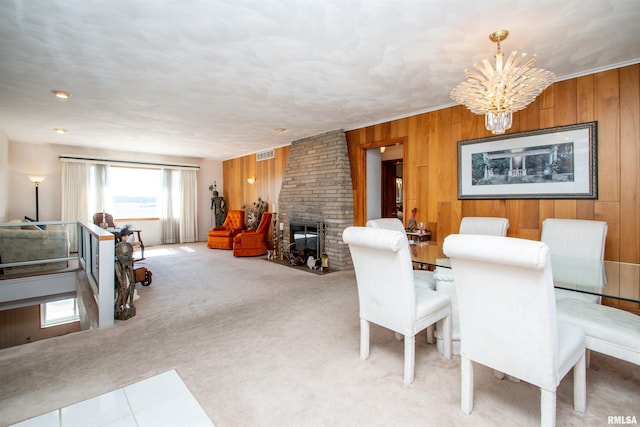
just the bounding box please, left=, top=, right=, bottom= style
left=367, top=217, right=435, bottom=291
left=443, top=234, right=586, bottom=425
left=344, top=226, right=418, bottom=333
left=343, top=226, right=452, bottom=384
left=541, top=218, right=607, bottom=260
left=459, top=217, right=509, bottom=236
left=366, top=217, right=405, bottom=233
left=541, top=218, right=607, bottom=305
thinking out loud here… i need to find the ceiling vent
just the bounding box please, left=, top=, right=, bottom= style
left=256, top=149, right=275, bottom=161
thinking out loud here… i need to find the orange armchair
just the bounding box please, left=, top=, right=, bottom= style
left=233, top=212, right=273, bottom=257
left=207, top=210, right=245, bottom=249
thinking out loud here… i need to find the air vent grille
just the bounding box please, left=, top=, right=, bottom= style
left=256, top=149, right=275, bottom=161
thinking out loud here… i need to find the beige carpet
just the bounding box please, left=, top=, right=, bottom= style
left=0, top=242, right=638, bottom=426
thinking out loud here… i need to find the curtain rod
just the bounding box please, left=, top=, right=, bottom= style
left=59, top=155, right=200, bottom=170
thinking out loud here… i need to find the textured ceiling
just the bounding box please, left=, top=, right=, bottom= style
left=1, top=0, right=639, bottom=161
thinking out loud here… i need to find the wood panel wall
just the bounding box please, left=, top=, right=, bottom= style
left=345, top=65, right=640, bottom=266
left=222, top=145, right=291, bottom=214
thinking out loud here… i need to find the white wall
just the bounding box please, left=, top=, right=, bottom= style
left=365, top=148, right=381, bottom=220
left=7, top=141, right=223, bottom=244
left=0, top=130, right=8, bottom=222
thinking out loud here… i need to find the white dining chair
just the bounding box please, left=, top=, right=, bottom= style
left=434, top=216, right=509, bottom=355
left=343, top=226, right=452, bottom=384
left=459, top=216, right=510, bottom=235
left=443, top=234, right=586, bottom=427
left=541, top=218, right=608, bottom=304
left=366, top=217, right=435, bottom=289
left=367, top=217, right=438, bottom=344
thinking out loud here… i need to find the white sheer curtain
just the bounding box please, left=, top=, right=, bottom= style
left=61, top=162, right=90, bottom=252
left=90, top=164, right=112, bottom=216
left=179, top=169, right=198, bottom=243
left=160, top=169, right=198, bottom=244
left=161, top=169, right=179, bottom=244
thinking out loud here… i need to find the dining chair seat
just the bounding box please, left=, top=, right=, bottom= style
left=556, top=298, right=640, bottom=366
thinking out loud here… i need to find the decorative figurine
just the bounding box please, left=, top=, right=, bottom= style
left=209, top=182, right=227, bottom=227
left=407, top=207, right=418, bottom=232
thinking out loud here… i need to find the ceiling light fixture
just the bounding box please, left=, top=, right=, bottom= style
left=51, top=90, right=73, bottom=99
left=247, top=177, right=256, bottom=185
left=53, top=128, right=67, bottom=134
left=274, top=128, right=287, bottom=134
left=450, top=30, right=555, bottom=135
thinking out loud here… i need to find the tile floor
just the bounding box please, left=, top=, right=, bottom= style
left=10, top=370, right=215, bottom=427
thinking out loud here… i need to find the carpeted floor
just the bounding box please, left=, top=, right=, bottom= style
left=0, top=242, right=638, bottom=426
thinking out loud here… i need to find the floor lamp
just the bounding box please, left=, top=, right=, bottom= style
left=28, top=176, right=45, bottom=221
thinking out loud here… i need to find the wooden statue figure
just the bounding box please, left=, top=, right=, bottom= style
left=114, top=241, right=136, bottom=320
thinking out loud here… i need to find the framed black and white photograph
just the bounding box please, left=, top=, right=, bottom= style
left=458, top=122, right=598, bottom=199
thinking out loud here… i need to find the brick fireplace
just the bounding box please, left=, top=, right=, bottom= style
left=277, top=129, right=354, bottom=270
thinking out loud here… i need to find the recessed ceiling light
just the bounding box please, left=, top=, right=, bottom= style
left=53, top=128, right=67, bottom=134
left=274, top=128, right=287, bottom=134
left=51, top=90, right=73, bottom=99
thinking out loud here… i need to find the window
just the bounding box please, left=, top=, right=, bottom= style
left=41, top=298, right=79, bottom=328
left=110, top=167, right=162, bottom=219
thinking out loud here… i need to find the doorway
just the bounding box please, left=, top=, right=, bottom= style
left=364, top=141, right=404, bottom=222
left=380, top=143, right=403, bottom=220
left=381, top=160, right=402, bottom=218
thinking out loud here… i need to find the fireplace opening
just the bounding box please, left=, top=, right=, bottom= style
left=289, top=221, right=323, bottom=261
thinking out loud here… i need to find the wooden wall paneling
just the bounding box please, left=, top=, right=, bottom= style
left=414, top=165, right=429, bottom=227
left=243, top=155, right=256, bottom=206
left=449, top=120, right=463, bottom=231
left=538, top=200, right=555, bottom=232
left=345, top=131, right=366, bottom=225
left=553, top=199, right=578, bottom=220
left=576, top=74, right=595, bottom=122
left=595, top=69, right=621, bottom=202
left=391, top=117, right=408, bottom=137
left=365, top=126, right=376, bottom=143
left=518, top=100, right=540, bottom=132
left=538, top=84, right=555, bottom=110
left=222, top=157, right=243, bottom=210
left=404, top=116, right=421, bottom=221
left=554, top=79, right=577, bottom=126
left=437, top=201, right=452, bottom=242
left=435, top=109, right=453, bottom=198
left=510, top=199, right=540, bottom=240
left=619, top=65, right=640, bottom=263
left=378, top=122, right=391, bottom=141
left=576, top=200, right=596, bottom=220
left=596, top=201, right=620, bottom=261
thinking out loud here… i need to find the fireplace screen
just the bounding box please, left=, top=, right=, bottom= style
left=290, top=222, right=323, bottom=260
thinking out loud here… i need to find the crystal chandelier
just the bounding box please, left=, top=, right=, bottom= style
left=450, top=30, right=555, bottom=134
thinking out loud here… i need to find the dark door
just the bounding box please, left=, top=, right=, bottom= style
left=381, top=161, right=398, bottom=218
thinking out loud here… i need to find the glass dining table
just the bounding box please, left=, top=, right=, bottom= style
left=410, top=241, right=640, bottom=305
left=410, top=240, right=640, bottom=355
